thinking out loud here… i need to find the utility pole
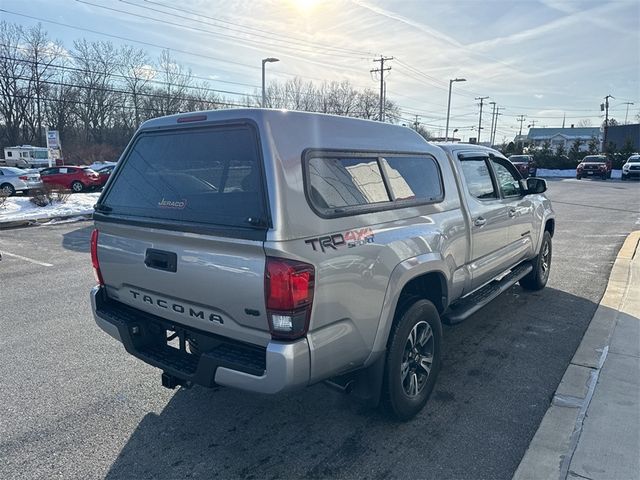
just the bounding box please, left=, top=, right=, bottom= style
left=528, top=120, right=537, bottom=128
left=492, top=107, right=503, bottom=146
left=371, top=56, right=393, bottom=122
left=517, top=115, right=526, bottom=137
left=475, top=96, right=489, bottom=143
left=623, top=102, right=634, bottom=124
left=602, top=94, right=614, bottom=152
left=413, top=114, right=420, bottom=130
left=488, top=101, right=496, bottom=146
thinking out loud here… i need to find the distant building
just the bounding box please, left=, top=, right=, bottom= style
left=524, top=127, right=601, bottom=152
left=606, top=124, right=640, bottom=151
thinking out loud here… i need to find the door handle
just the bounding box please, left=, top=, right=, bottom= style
left=474, top=217, right=487, bottom=227
left=508, top=208, right=517, bottom=218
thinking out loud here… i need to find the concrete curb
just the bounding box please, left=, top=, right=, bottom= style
left=513, top=231, right=640, bottom=480
left=0, top=213, right=92, bottom=230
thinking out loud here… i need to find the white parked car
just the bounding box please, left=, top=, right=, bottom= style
left=0, top=167, right=43, bottom=196
left=621, top=154, right=640, bottom=181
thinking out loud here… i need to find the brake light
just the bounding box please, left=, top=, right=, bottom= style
left=19, top=175, right=28, bottom=180
left=90, top=229, right=104, bottom=286
left=265, top=257, right=315, bottom=339
left=177, top=114, right=207, bottom=123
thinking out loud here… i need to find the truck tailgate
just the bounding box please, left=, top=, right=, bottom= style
left=96, top=222, right=270, bottom=347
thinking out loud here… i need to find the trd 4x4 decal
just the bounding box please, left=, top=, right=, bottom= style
left=305, top=227, right=374, bottom=253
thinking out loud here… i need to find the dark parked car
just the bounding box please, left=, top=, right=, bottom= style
left=40, top=166, right=102, bottom=192
left=576, top=155, right=611, bottom=180
left=508, top=155, right=537, bottom=178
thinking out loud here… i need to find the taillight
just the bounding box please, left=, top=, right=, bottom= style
left=19, top=175, right=28, bottom=180
left=265, top=257, right=315, bottom=340
left=90, top=229, right=104, bottom=286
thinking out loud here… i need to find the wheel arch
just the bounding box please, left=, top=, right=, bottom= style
left=367, top=254, right=451, bottom=362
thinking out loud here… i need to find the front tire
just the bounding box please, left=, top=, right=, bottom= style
left=381, top=298, right=442, bottom=421
left=520, top=231, right=552, bottom=291
left=576, top=175, right=581, bottom=180
left=71, top=181, right=84, bottom=193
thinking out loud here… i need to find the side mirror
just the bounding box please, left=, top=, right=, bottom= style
left=524, top=177, right=547, bottom=194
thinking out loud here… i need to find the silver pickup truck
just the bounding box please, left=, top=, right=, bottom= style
left=90, top=109, right=555, bottom=420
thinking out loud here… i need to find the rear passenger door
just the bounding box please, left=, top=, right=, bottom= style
left=489, top=156, right=536, bottom=263
left=457, top=152, right=512, bottom=290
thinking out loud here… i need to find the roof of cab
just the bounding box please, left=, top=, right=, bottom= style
left=433, top=142, right=506, bottom=157
left=138, top=108, right=432, bottom=154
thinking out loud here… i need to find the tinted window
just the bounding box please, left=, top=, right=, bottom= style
left=491, top=159, right=522, bottom=197
left=380, top=156, right=442, bottom=201
left=102, top=125, right=267, bottom=228
left=41, top=168, right=58, bottom=175
left=459, top=157, right=497, bottom=200
left=308, top=157, right=390, bottom=211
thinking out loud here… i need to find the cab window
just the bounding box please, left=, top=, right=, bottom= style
left=490, top=159, right=522, bottom=198
left=459, top=156, right=497, bottom=200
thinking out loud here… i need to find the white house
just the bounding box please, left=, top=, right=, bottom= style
left=525, top=127, right=601, bottom=152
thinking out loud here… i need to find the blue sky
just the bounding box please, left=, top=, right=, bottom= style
left=2, top=0, right=638, bottom=142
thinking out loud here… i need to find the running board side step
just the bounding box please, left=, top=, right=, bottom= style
left=443, top=263, right=533, bottom=325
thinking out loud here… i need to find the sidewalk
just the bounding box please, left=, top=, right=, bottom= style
left=514, top=231, right=640, bottom=480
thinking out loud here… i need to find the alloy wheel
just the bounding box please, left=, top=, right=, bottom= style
left=401, top=321, right=434, bottom=397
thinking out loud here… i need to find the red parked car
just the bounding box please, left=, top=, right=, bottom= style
left=39, top=166, right=102, bottom=192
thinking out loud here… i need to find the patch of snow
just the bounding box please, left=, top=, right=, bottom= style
left=0, top=192, right=100, bottom=224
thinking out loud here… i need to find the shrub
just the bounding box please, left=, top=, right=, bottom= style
left=29, top=188, right=50, bottom=207
left=28, top=184, right=71, bottom=207
left=0, top=191, right=7, bottom=209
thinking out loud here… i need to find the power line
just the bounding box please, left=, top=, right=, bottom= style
left=74, top=0, right=372, bottom=74
left=0, top=9, right=374, bottom=89
left=124, top=0, right=377, bottom=58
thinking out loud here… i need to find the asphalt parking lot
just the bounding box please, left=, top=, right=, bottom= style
left=1, top=178, right=639, bottom=480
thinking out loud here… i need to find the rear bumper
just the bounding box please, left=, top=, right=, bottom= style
left=90, top=286, right=310, bottom=394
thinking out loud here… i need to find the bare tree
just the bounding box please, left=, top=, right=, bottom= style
left=21, top=24, right=63, bottom=144
left=72, top=39, right=121, bottom=143
left=577, top=119, right=592, bottom=127
left=0, top=22, right=29, bottom=146
left=153, top=50, right=193, bottom=116
left=118, top=45, right=152, bottom=129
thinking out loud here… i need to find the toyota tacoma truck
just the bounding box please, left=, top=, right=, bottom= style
left=90, top=109, right=555, bottom=420
left=576, top=155, right=612, bottom=180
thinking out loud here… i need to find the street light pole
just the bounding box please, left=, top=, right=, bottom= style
left=261, top=57, right=280, bottom=107
left=445, top=78, right=466, bottom=142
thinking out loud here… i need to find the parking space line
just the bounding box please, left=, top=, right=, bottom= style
left=1, top=251, right=53, bottom=267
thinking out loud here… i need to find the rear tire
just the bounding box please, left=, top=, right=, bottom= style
left=71, top=181, right=84, bottom=193
left=520, top=231, right=552, bottom=291
left=576, top=175, right=581, bottom=180
left=1, top=183, right=16, bottom=196
left=381, top=298, right=442, bottom=421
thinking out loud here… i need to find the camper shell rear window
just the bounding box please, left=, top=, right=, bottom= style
left=100, top=123, right=269, bottom=235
